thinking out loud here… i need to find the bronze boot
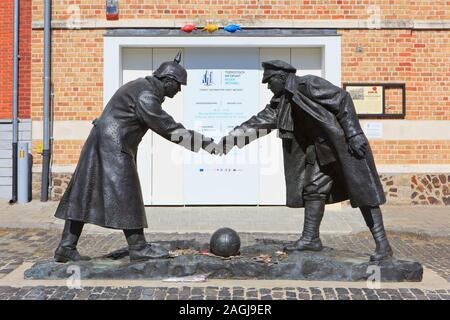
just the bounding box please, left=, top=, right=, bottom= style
left=285, top=200, right=325, bottom=252
left=124, top=229, right=169, bottom=261
left=361, top=206, right=394, bottom=261
left=54, top=220, right=91, bottom=263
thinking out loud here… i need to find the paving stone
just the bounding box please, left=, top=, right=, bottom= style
left=297, top=293, right=311, bottom=300
left=310, top=287, right=322, bottom=295
left=336, top=288, right=350, bottom=294
left=410, top=288, right=424, bottom=294
left=286, top=291, right=297, bottom=298
left=167, top=288, right=178, bottom=294
left=378, top=293, right=390, bottom=299
left=259, top=288, right=271, bottom=295
left=143, top=288, right=155, bottom=295
left=349, top=288, right=363, bottom=294
left=92, top=287, right=104, bottom=294
left=272, top=292, right=284, bottom=299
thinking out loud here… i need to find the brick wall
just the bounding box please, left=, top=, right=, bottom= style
left=29, top=29, right=450, bottom=122
left=29, top=28, right=450, bottom=165
left=30, top=1, right=450, bottom=22
left=370, top=141, right=450, bottom=165
left=340, top=29, right=450, bottom=120
left=31, top=139, right=84, bottom=166
left=31, top=29, right=104, bottom=121
left=0, top=1, right=14, bottom=119
left=0, top=0, right=32, bottom=120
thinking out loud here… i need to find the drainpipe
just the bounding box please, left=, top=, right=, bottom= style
left=9, top=0, right=19, bottom=204
left=40, top=0, right=52, bottom=201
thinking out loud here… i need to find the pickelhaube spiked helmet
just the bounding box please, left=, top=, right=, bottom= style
left=153, top=51, right=188, bottom=85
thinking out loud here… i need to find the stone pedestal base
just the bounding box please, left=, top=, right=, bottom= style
left=24, top=239, right=423, bottom=282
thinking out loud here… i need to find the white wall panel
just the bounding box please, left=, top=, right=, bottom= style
left=183, top=47, right=260, bottom=205
left=258, top=48, right=290, bottom=205
left=151, top=48, right=185, bottom=205
left=121, top=48, right=153, bottom=205
left=291, top=47, right=323, bottom=77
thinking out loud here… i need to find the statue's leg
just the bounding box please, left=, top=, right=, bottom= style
left=123, top=229, right=169, bottom=261
left=285, top=156, right=332, bottom=252
left=360, top=206, right=393, bottom=261
left=285, top=200, right=326, bottom=251
left=54, top=219, right=90, bottom=262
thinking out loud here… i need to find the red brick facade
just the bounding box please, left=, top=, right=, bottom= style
left=341, top=29, right=450, bottom=120
left=0, top=0, right=32, bottom=120
left=30, top=1, right=450, bottom=21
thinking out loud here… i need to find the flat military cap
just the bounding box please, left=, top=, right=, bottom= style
left=261, top=60, right=297, bottom=83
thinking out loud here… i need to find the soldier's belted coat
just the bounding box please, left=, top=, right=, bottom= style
left=229, top=74, right=386, bottom=208
left=55, top=76, right=202, bottom=229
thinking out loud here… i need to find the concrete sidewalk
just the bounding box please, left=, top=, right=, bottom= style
left=0, top=200, right=448, bottom=237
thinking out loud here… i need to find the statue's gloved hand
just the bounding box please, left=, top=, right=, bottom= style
left=348, top=133, right=368, bottom=159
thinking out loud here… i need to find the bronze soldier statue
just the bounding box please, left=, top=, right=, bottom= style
left=54, top=52, right=218, bottom=262
left=219, top=60, right=393, bottom=261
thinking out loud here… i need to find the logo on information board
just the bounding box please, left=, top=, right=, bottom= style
left=202, top=70, right=214, bottom=86
left=369, top=86, right=378, bottom=94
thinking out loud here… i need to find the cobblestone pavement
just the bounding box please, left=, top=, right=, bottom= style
left=0, top=285, right=449, bottom=300
left=0, top=227, right=449, bottom=300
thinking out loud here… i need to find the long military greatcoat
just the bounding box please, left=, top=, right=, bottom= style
left=229, top=74, right=386, bottom=208
left=55, top=76, right=203, bottom=229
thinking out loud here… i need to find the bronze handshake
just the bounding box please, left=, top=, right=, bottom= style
left=200, top=128, right=263, bottom=156
left=202, top=135, right=235, bottom=156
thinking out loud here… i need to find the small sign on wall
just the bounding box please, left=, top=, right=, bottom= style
left=346, top=85, right=383, bottom=114
left=343, top=83, right=406, bottom=119
left=363, top=122, right=383, bottom=139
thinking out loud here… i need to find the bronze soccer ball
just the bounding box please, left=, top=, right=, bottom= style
left=209, top=227, right=241, bottom=257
